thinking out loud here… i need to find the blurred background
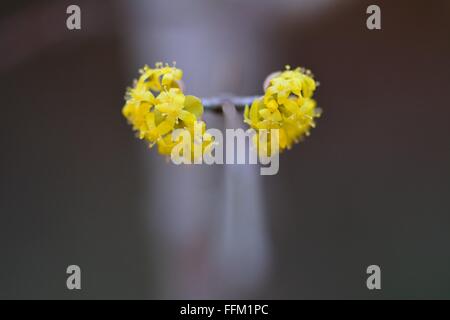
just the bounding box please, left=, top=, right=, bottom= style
left=1, top=0, right=450, bottom=299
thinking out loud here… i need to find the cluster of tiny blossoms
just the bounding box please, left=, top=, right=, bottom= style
left=122, top=63, right=212, bottom=161
left=244, top=66, right=321, bottom=157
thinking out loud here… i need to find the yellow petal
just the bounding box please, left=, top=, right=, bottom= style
left=179, top=110, right=196, bottom=126
left=184, top=95, right=204, bottom=118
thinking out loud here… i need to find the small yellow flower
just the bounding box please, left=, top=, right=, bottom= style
left=122, top=64, right=212, bottom=160
left=244, top=66, right=321, bottom=157
left=158, top=120, right=214, bottom=164
left=138, top=62, right=183, bottom=92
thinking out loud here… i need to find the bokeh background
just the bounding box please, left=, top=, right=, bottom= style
left=1, top=0, right=450, bottom=299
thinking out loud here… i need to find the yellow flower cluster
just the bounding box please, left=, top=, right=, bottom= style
left=244, top=66, right=321, bottom=157
left=122, top=63, right=212, bottom=160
